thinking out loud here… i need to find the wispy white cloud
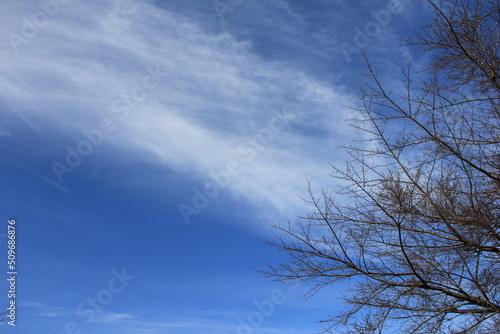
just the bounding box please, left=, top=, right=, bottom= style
left=93, top=311, right=135, bottom=324
left=0, top=0, right=360, bottom=224
left=95, top=313, right=314, bottom=334
left=19, top=301, right=62, bottom=310
left=20, top=301, right=67, bottom=317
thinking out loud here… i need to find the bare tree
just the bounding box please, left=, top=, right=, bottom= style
left=263, top=1, right=500, bottom=333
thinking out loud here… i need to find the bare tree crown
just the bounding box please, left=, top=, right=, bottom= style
left=264, top=1, right=500, bottom=333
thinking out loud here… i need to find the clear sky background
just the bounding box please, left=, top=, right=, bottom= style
left=0, top=0, right=431, bottom=333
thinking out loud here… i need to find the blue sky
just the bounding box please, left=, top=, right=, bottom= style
left=0, top=0, right=431, bottom=333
